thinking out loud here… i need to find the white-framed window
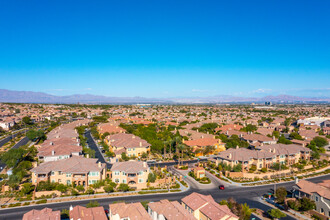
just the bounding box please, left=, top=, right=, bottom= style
left=123, top=179, right=126, bottom=183
left=122, top=172, right=126, bottom=175
left=51, top=171, right=55, bottom=176
left=66, top=173, right=71, bottom=177
left=138, top=171, right=143, bottom=175
left=114, top=171, right=120, bottom=175
left=315, top=196, right=318, bottom=201
left=138, top=179, right=143, bottom=183
left=115, top=179, right=119, bottom=183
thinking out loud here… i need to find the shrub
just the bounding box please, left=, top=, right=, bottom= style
left=36, top=199, right=47, bottom=204
left=86, top=201, right=99, bottom=208
left=287, top=200, right=301, bottom=211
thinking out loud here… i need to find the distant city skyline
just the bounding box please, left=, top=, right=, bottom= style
left=1, top=0, right=329, bottom=98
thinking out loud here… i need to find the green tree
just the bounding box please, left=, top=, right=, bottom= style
left=287, top=200, right=301, bottom=211
left=76, top=185, right=85, bottom=192
left=277, top=135, right=292, bottom=144
left=118, top=183, right=129, bottom=192
left=289, top=132, right=303, bottom=140
left=272, top=131, right=280, bottom=139
left=55, top=184, right=68, bottom=193
left=22, top=116, right=33, bottom=125
left=312, top=136, right=328, bottom=147
left=104, top=185, right=114, bottom=193
left=299, top=197, right=316, bottom=211
left=275, top=187, right=287, bottom=204
left=240, top=124, right=257, bottom=132
left=233, top=163, right=242, bottom=172
left=268, top=209, right=286, bottom=219
left=21, top=183, right=34, bottom=195
left=148, top=173, right=157, bottom=183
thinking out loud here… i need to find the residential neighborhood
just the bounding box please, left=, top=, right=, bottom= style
left=0, top=103, right=329, bottom=219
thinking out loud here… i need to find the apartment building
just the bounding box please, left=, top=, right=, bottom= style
left=181, top=192, right=238, bottom=220
left=216, top=144, right=311, bottom=171
left=293, top=179, right=330, bottom=218
left=36, top=119, right=90, bottom=162
left=148, top=199, right=195, bottom=220
left=110, top=161, right=150, bottom=189
left=105, top=133, right=150, bottom=158
left=31, top=156, right=106, bottom=187
left=109, top=202, right=151, bottom=220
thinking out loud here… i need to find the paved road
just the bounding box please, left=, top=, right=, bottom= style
left=84, top=130, right=110, bottom=169
left=1, top=174, right=328, bottom=220
left=0, top=130, right=26, bottom=148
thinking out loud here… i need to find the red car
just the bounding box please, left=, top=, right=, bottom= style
left=219, top=185, right=225, bottom=190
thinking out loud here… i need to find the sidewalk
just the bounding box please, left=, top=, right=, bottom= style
left=258, top=197, right=312, bottom=220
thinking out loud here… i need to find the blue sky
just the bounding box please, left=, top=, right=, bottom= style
left=0, top=0, right=329, bottom=98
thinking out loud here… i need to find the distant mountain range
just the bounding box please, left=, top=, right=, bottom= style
left=0, top=89, right=329, bottom=104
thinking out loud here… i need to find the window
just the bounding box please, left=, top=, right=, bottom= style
left=139, top=179, right=143, bottom=183
left=51, top=180, right=55, bottom=183
left=138, top=171, right=143, bottom=175
left=51, top=171, right=55, bottom=176
left=122, top=172, right=126, bottom=175
left=123, top=179, right=126, bottom=183
left=114, top=171, right=120, bottom=175
left=315, top=196, right=318, bottom=201
left=67, top=180, right=71, bottom=185
left=66, top=173, right=71, bottom=177
left=115, top=179, right=119, bottom=183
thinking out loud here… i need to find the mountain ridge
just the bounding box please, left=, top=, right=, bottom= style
left=0, top=89, right=329, bottom=104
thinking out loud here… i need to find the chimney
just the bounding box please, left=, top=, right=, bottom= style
left=52, top=150, right=55, bottom=156
left=143, top=162, right=147, bottom=168
left=98, top=161, right=101, bottom=168
left=139, top=142, right=142, bottom=147
left=273, top=136, right=275, bottom=140
left=70, top=205, right=73, bottom=211
left=132, top=135, right=135, bottom=139
left=273, top=148, right=276, bottom=153
left=86, top=154, right=89, bottom=158
left=50, top=142, right=54, bottom=145
left=236, top=145, right=239, bottom=149
left=295, top=177, right=299, bottom=184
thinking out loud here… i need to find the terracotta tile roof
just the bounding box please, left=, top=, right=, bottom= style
left=200, top=200, right=239, bottom=220
left=110, top=161, right=148, bottom=173
left=215, top=124, right=243, bottom=132
left=31, top=156, right=105, bottom=174
left=148, top=200, right=195, bottom=220
left=106, top=133, right=150, bottom=148
left=296, top=179, right=330, bottom=199
left=181, top=192, right=214, bottom=210
left=109, top=202, right=151, bottom=220
left=23, top=208, right=60, bottom=220
left=69, top=205, right=107, bottom=220
left=184, top=137, right=219, bottom=147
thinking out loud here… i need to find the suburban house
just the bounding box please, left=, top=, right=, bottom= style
left=183, top=137, right=226, bottom=156
left=148, top=199, right=195, bottom=220
left=69, top=205, right=107, bottom=220
left=109, top=202, right=151, bottom=220
left=191, top=167, right=206, bottom=179
left=216, top=144, right=311, bottom=170
left=97, top=122, right=126, bottom=136
left=31, top=156, right=106, bottom=187
left=105, top=133, right=150, bottom=158
left=23, top=208, right=60, bottom=220
left=215, top=124, right=243, bottom=133
left=293, top=179, right=330, bottom=218
left=0, top=118, right=15, bottom=130
left=110, top=161, right=150, bottom=189
left=241, top=133, right=277, bottom=147
left=181, top=192, right=239, bottom=220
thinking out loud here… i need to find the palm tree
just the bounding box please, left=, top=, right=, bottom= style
left=163, top=141, right=167, bottom=159
left=177, top=144, right=186, bottom=166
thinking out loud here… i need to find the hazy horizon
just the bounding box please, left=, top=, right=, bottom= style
left=1, top=1, right=329, bottom=98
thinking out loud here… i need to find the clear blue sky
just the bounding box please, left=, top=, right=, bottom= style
left=0, top=0, right=329, bottom=98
